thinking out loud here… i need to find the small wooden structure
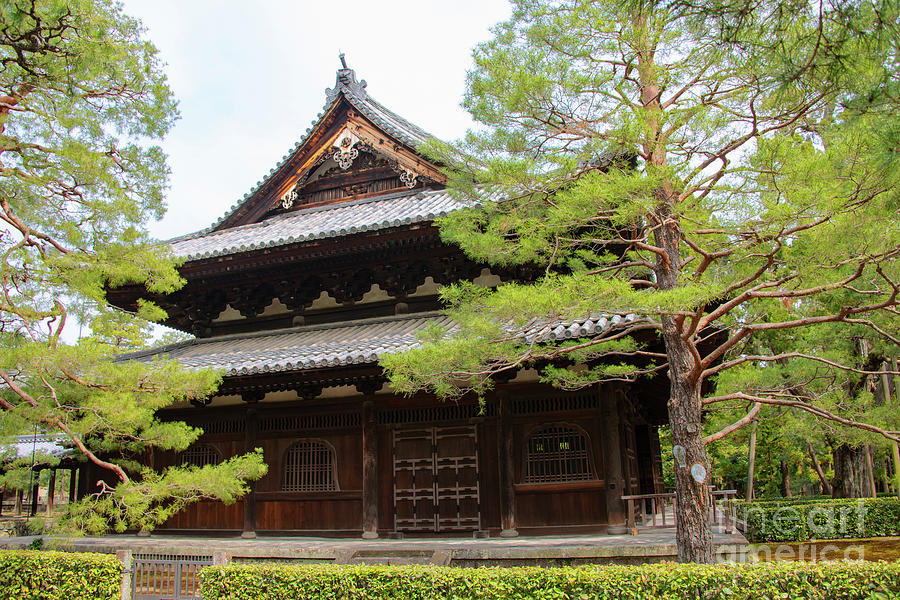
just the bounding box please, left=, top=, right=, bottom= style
left=0, top=434, right=81, bottom=518
left=107, top=64, right=668, bottom=538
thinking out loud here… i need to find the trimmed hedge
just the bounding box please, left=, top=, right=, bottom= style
left=0, top=550, right=121, bottom=600
left=740, top=497, right=900, bottom=542
left=732, top=495, right=830, bottom=507
left=199, top=562, right=900, bottom=600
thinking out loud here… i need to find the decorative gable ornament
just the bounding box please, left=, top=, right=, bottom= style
left=399, top=169, right=417, bottom=189
left=281, top=188, right=298, bottom=210
left=332, top=127, right=362, bottom=170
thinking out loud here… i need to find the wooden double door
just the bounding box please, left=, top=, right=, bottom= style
left=392, top=425, right=481, bottom=533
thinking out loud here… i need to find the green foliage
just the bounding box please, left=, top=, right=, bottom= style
left=199, top=562, right=900, bottom=600
left=0, top=550, right=121, bottom=600
left=0, top=0, right=265, bottom=532
left=739, top=497, right=900, bottom=543
left=387, top=0, right=899, bottom=562
left=56, top=449, right=267, bottom=535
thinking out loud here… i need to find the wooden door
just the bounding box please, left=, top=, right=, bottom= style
left=393, top=426, right=481, bottom=533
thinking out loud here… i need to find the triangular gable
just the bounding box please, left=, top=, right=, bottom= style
left=212, top=65, right=446, bottom=231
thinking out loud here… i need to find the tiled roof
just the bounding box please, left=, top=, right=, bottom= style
left=125, top=313, right=456, bottom=377
left=3, top=434, right=72, bottom=461
left=124, top=312, right=644, bottom=378
left=169, top=188, right=472, bottom=261
left=209, top=67, right=436, bottom=232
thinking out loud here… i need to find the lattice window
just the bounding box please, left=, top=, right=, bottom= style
left=524, top=425, right=595, bottom=484
left=283, top=439, right=338, bottom=492
left=178, top=444, right=221, bottom=468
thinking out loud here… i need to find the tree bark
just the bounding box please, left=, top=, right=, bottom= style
left=832, top=443, right=875, bottom=498
left=654, top=204, right=713, bottom=562
left=806, top=441, right=833, bottom=496
left=780, top=460, right=792, bottom=498
left=746, top=419, right=757, bottom=501
left=892, top=444, right=900, bottom=499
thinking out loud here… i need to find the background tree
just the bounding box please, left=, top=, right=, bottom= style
left=0, top=0, right=265, bottom=534
left=383, top=0, right=899, bottom=562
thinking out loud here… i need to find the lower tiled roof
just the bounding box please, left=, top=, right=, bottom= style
left=124, top=312, right=645, bottom=378
left=125, top=313, right=456, bottom=377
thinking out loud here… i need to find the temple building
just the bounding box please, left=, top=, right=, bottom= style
left=107, top=65, right=666, bottom=539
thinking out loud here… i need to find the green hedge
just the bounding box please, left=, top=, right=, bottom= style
left=199, top=562, right=900, bottom=600
left=732, top=495, right=830, bottom=507
left=0, top=550, right=121, bottom=600
left=740, top=497, right=900, bottom=542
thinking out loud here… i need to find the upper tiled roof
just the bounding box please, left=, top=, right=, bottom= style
left=169, top=188, right=473, bottom=261
left=209, top=66, right=436, bottom=232
left=123, top=311, right=644, bottom=378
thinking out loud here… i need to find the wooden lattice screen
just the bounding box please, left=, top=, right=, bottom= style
left=524, top=425, right=594, bottom=483
left=177, top=444, right=221, bottom=468
left=283, top=440, right=338, bottom=492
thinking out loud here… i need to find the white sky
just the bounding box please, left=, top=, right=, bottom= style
left=118, top=0, right=512, bottom=241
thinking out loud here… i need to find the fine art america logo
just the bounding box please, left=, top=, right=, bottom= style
left=716, top=499, right=871, bottom=562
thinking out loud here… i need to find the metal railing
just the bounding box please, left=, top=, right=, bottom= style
left=131, top=553, right=213, bottom=600
left=621, top=489, right=737, bottom=535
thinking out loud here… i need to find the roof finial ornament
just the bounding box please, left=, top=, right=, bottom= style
left=325, top=52, right=367, bottom=103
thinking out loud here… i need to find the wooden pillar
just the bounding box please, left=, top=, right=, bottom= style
left=76, top=464, right=90, bottom=500
left=46, top=469, right=56, bottom=516
left=15, top=490, right=23, bottom=516
left=29, top=470, right=40, bottom=516
left=68, top=468, right=78, bottom=504
left=0, top=488, right=3, bottom=517
left=602, top=391, right=627, bottom=534
left=497, top=393, right=518, bottom=537
left=242, top=407, right=258, bottom=538
left=361, top=399, right=379, bottom=539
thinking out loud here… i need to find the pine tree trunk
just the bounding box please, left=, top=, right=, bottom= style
left=832, top=443, right=875, bottom=498
left=780, top=460, right=792, bottom=498
left=653, top=197, right=713, bottom=563
left=664, top=331, right=714, bottom=564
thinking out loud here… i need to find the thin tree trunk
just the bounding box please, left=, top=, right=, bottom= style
left=806, top=441, right=833, bottom=496
left=891, top=356, right=900, bottom=499
left=780, top=459, right=792, bottom=498
left=893, top=444, right=900, bottom=499
left=746, top=419, right=758, bottom=501
left=866, top=444, right=878, bottom=497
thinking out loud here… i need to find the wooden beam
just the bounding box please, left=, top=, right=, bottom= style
left=29, top=474, right=39, bottom=516
left=497, top=393, right=518, bottom=537
left=242, top=407, right=258, bottom=538
left=68, top=468, right=77, bottom=504
left=362, top=400, right=379, bottom=539
left=602, top=391, right=628, bottom=534
left=46, top=469, right=56, bottom=516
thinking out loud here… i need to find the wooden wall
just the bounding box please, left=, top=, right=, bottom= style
left=152, top=384, right=662, bottom=536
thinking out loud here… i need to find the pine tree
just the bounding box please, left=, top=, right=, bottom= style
left=0, top=0, right=265, bottom=534
left=383, top=0, right=899, bottom=562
